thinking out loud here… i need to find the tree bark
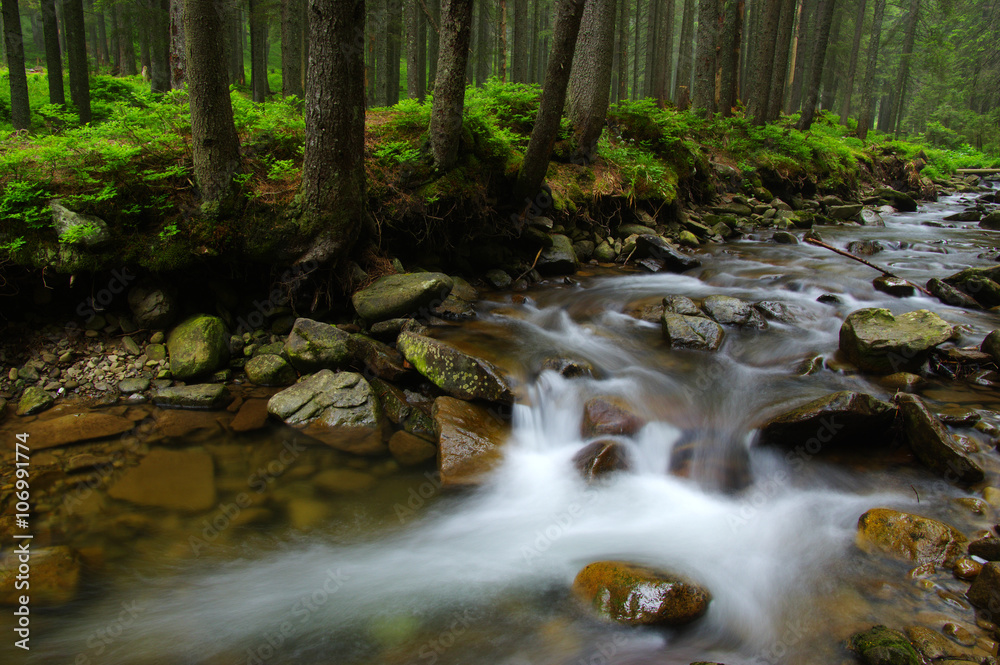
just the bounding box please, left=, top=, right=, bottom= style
left=169, top=0, right=185, bottom=87
left=692, top=0, right=719, bottom=113
left=301, top=0, right=366, bottom=263
left=139, top=9, right=151, bottom=76
left=281, top=0, right=304, bottom=97
left=856, top=0, right=885, bottom=140
left=93, top=0, right=109, bottom=65
left=497, top=0, right=506, bottom=80
left=786, top=0, right=814, bottom=113
left=615, top=0, right=628, bottom=100
left=819, top=8, right=841, bottom=110
left=427, top=0, right=439, bottom=85
left=745, top=0, right=780, bottom=124
left=475, top=0, right=489, bottom=84
left=185, top=0, right=241, bottom=209
left=375, top=0, right=387, bottom=103
left=890, top=0, right=919, bottom=136
left=149, top=0, right=171, bottom=92
left=41, top=0, right=65, bottom=106
left=796, top=0, right=835, bottom=129
left=64, top=0, right=90, bottom=122
left=83, top=0, right=99, bottom=66
left=631, top=0, right=641, bottom=97
left=225, top=0, right=243, bottom=84
left=643, top=0, right=657, bottom=97
left=405, top=0, right=425, bottom=98
left=2, top=0, right=29, bottom=130
left=838, top=0, right=865, bottom=125
left=674, top=0, right=694, bottom=107
left=515, top=0, right=586, bottom=205
left=654, top=0, right=675, bottom=101
left=567, top=0, right=616, bottom=160
left=119, top=3, right=138, bottom=75
left=429, top=0, right=472, bottom=169
left=109, top=0, right=121, bottom=73
left=511, top=0, right=527, bottom=81
left=250, top=0, right=268, bottom=102
left=765, top=0, right=794, bottom=121
left=717, top=0, right=742, bottom=115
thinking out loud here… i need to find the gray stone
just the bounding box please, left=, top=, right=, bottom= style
left=118, top=377, right=150, bottom=394
left=897, top=393, right=984, bottom=485
left=283, top=318, right=353, bottom=372
left=839, top=308, right=954, bottom=373
left=758, top=391, right=896, bottom=448
left=152, top=383, right=230, bottom=409
left=121, top=335, right=141, bottom=356
left=396, top=331, right=514, bottom=403
left=51, top=202, right=111, bottom=249
left=980, top=211, right=1000, bottom=230
left=701, top=295, right=766, bottom=329
left=872, top=275, right=916, bottom=297
left=663, top=295, right=702, bottom=316
left=128, top=284, right=177, bottom=329
left=662, top=313, right=724, bottom=351
left=537, top=234, right=580, bottom=275
left=828, top=204, right=864, bottom=219
left=484, top=269, right=512, bottom=289
left=634, top=235, right=701, bottom=272
left=772, top=231, right=798, bottom=244
left=245, top=354, right=297, bottom=386
left=352, top=273, right=455, bottom=323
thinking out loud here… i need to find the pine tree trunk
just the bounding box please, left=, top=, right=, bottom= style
left=139, top=10, right=152, bottom=76
left=2, top=0, right=29, bottom=130
left=149, top=0, right=171, bottom=92
left=83, top=0, right=99, bottom=66
left=41, top=0, right=65, bottom=105
left=375, top=0, right=387, bottom=103
left=838, top=0, right=865, bottom=125
left=281, top=0, right=304, bottom=97
left=745, top=0, right=780, bottom=124
left=249, top=0, right=268, bottom=101
left=511, top=0, right=527, bottom=81
left=120, top=4, right=138, bottom=75
left=386, top=0, right=400, bottom=103
left=819, top=10, right=840, bottom=110
left=765, top=0, right=794, bottom=121
left=631, top=0, right=640, bottom=97
left=497, top=0, right=506, bottom=80
left=567, top=0, right=615, bottom=161
left=856, top=0, right=884, bottom=140
left=417, top=2, right=426, bottom=91
left=406, top=0, right=422, bottom=97
left=691, top=0, right=719, bottom=113
left=475, top=0, right=489, bottom=84
left=64, top=0, right=90, bottom=122
left=786, top=0, right=814, bottom=113
left=301, top=0, right=366, bottom=262
left=643, top=0, right=656, bottom=97
left=169, top=0, right=185, bottom=87
left=109, top=1, right=121, bottom=73
left=655, top=0, right=675, bottom=100
left=615, top=0, right=628, bottom=100
left=515, top=0, right=586, bottom=204
left=429, top=0, right=471, bottom=169
left=427, top=0, right=439, bottom=86
left=185, top=0, right=241, bottom=209
left=226, top=0, right=243, bottom=84
left=890, top=0, right=918, bottom=136
left=529, top=0, right=538, bottom=83
left=796, top=0, right=836, bottom=129
left=93, top=0, right=109, bottom=65
left=674, top=0, right=694, bottom=107
left=717, top=0, right=742, bottom=115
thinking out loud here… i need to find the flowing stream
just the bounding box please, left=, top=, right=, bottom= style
left=6, top=187, right=1000, bottom=665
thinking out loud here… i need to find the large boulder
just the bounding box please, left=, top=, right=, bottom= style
left=876, top=188, right=918, bottom=212
left=283, top=318, right=353, bottom=372
left=581, top=397, right=645, bottom=438
left=268, top=370, right=386, bottom=455
left=51, top=202, right=110, bottom=249
left=856, top=508, right=967, bottom=567
left=127, top=283, right=178, bottom=329
left=396, top=331, right=514, bottom=404
left=167, top=315, right=230, bottom=380
left=108, top=448, right=216, bottom=512
left=980, top=211, right=1000, bottom=230
left=926, top=277, right=981, bottom=310
left=571, top=561, right=711, bottom=627
left=537, top=234, right=579, bottom=275
left=849, top=626, right=921, bottom=665
left=635, top=234, right=701, bottom=272
left=758, top=391, right=895, bottom=448
left=701, top=295, right=766, bottom=329
left=433, top=396, right=509, bottom=487
left=351, top=273, right=455, bottom=323
left=0, top=546, right=81, bottom=606
left=662, top=312, right=724, bottom=351
left=943, top=266, right=1000, bottom=308
left=839, top=308, right=953, bottom=373
left=896, top=394, right=984, bottom=485
left=981, top=329, right=1000, bottom=364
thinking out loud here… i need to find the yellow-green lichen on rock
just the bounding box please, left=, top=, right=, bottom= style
left=396, top=331, right=514, bottom=404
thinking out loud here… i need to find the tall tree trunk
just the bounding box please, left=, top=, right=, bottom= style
left=796, top=0, right=836, bottom=129
left=655, top=0, right=675, bottom=100
left=819, top=10, right=840, bottom=110
left=149, top=0, right=170, bottom=92
left=429, top=0, right=472, bottom=169
left=427, top=0, right=439, bottom=86
left=856, top=0, right=884, bottom=140
left=529, top=0, right=539, bottom=83
left=497, top=0, right=506, bottom=80
left=185, top=0, right=241, bottom=210
left=119, top=3, right=137, bottom=75
left=64, top=0, right=90, bottom=122
left=302, top=0, right=366, bottom=263
left=2, top=0, right=29, bottom=130
left=643, top=0, right=657, bottom=97
left=386, top=0, right=401, bottom=103
left=786, top=0, right=814, bottom=113
left=765, top=0, right=794, bottom=121
left=83, top=0, right=98, bottom=66
left=138, top=9, right=151, bottom=76
left=567, top=0, right=615, bottom=161
left=225, top=0, right=243, bottom=84
left=249, top=0, right=268, bottom=101
left=745, top=0, right=780, bottom=124
left=93, top=0, right=109, bottom=65
left=615, top=0, right=628, bottom=100
left=109, top=0, right=121, bottom=73
left=838, top=0, right=865, bottom=125
left=169, top=0, right=185, bottom=87
left=674, top=0, right=694, bottom=107
left=405, top=0, right=424, bottom=98
left=631, top=0, right=640, bottom=97
left=41, top=0, right=65, bottom=106
left=717, top=0, right=742, bottom=115
left=417, top=1, right=426, bottom=90
left=890, top=0, right=919, bottom=136
left=282, top=0, right=304, bottom=97
left=511, top=0, right=527, bottom=81
left=515, top=0, right=586, bottom=205
left=691, top=0, right=719, bottom=113
left=475, top=0, right=489, bottom=84
left=375, top=0, right=387, bottom=103
left=55, top=0, right=66, bottom=53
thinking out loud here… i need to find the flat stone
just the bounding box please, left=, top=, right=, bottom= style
left=433, top=396, right=509, bottom=487
left=397, top=331, right=514, bottom=404
left=231, top=398, right=271, bottom=433
left=662, top=312, right=724, bottom=351
left=388, top=430, right=437, bottom=466
left=118, top=377, right=150, bottom=394
left=352, top=273, right=455, bottom=323
left=701, top=295, right=766, bottom=329
left=245, top=354, right=297, bottom=386
left=312, top=469, right=376, bottom=494
left=839, top=308, right=954, bottom=373
left=829, top=204, right=864, bottom=219
left=758, top=391, right=896, bottom=448
left=897, top=393, right=984, bottom=485
left=0, top=546, right=80, bottom=606
left=24, top=412, right=135, bottom=450
left=152, top=383, right=231, bottom=409
left=873, top=276, right=916, bottom=298
left=108, top=448, right=216, bottom=512
left=154, top=409, right=223, bottom=439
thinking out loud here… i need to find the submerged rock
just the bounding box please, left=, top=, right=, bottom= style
left=167, top=314, right=230, bottom=380
left=896, top=393, right=984, bottom=485
left=268, top=370, right=386, bottom=455
left=571, top=561, right=711, bottom=627
left=25, top=412, right=134, bottom=450
left=283, top=318, right=353, bottom=372
left=754, top=301, right=799, bottom=324
left=388, top=430, right=437, bottom=466
left=573, top=440, right=631, bottom=481
left=581, top=397, right=645, bottom=438
left=758, top=391, right=895, bottom=448
left=352, top=273, right=455, bottom=323
left=849, top=625, right=921, bottom=665
left=540, top=357, right=595, bottom=378
left=856, top=508, right=966, bottom=567
left=396, top=331, right=514, bottom=404
left=433, top=396, right=509, bottom=487
left=839, top=308, right=953, bottom=373
left=108, top=448, right=216, bottom=512
left=0, top=546, right=81, bottom=606
left=967, top=561, right=1000, bottom=610
left=662, top=312, right=724, bottom=351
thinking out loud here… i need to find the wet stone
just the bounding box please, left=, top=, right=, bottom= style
left=108, top=448, right=216, bottom=512
left=662, top=313, right=724, bottom=352
left=581, top=397, right=645, bottom=438
left=857, top=508, right=967, bottom=567
left=969, top=537, right=1000, bottom=560
left=572, top=561, right=711, bottom=627
left=573, top=439, right=631, bottom=482
left=873, top=276, right=916, bottom=298
left=388, top=430, right=437, bottom=466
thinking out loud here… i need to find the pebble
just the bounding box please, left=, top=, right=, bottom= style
left=58, top=351, right=72, bottom=362
left=954, top=557, right=982, bottom=580
left=8, top=368, right=18, bottom=381
left=84, top=330, right=99, bottom=338
left=944, top=622, right=977, bottom=646
left=149, top=332, right=165, bottom=344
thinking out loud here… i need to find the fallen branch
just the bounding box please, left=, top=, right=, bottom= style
left=515, top=248, right=544, bottom=283
left=804, top=237, right=932, bottom=297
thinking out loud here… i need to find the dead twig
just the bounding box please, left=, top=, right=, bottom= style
left=804, top=237, right=932, bottom=297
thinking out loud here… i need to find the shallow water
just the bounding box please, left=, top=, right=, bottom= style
left=5, top=189, right=1000, bottom=665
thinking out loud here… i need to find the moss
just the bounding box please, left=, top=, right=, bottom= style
left=849, top=626, right=921, bottom=665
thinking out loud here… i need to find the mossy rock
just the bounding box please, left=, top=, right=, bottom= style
left=856, top=508, right=966, bottom=567
left=839, top=308, right=953, bottom=374
left=396, top=331, right=514, bottom=404
left=849, top=625, right=921, bottom=665
left=245, top=354, right=297, bottom=386
left=167, top=315, right=230, bottom=380
left=17, top=386, right=54, bottom=416
left=351, top=273, right=455, bottom=324
left=283, top=318, right=353, bottom=373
